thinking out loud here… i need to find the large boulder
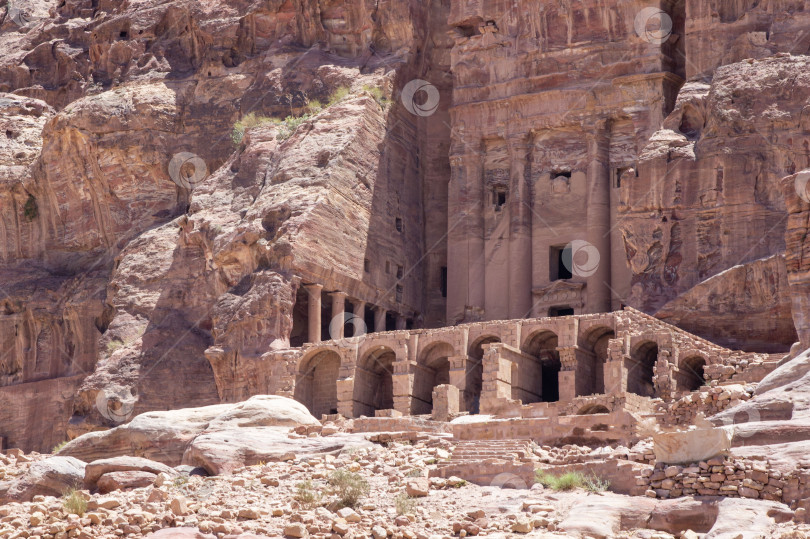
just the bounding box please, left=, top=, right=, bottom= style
left=60, top=403, right=234, bottom=464
left=84, top=456, right=176, bottom=489
left=0, top=457, right=86, bottom=502
left=182, top=428, right=372, bottom=475
left=60, top=396, right=329, bottom=471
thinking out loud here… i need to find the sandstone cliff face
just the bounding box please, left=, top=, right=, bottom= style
left=619, top=55, right=810, bottom=351
left=0, top=0, right=444, bottom=449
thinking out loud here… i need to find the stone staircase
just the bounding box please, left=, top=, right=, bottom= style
left=429, top=439, right=537, bottom=487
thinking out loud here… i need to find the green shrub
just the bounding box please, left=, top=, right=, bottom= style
left=395, top=492, right=418, bottom=516
left=535, top=470, right=582, bottom=491
left=328, top=469, right=369, bottom=508
left=23, top=195, right=37, bottom=221
left=362, top=85, right=388, bottom=108
left=52, top=441, right=68, bottom=454
left=231, top=113, right=277, bottom=145
left=295, top=480, right=321, bottom=508
left=326, top=86, right=351, bottom=107
left=62, top=488, right=88, bottom=516
left=534, top=470, right=609, bottom=492
left=406, top=467, right=424, bottom=478
left=582, top=473, right=610, bottom=493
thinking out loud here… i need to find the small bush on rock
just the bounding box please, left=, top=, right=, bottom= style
left=535, top=470, right=609, bottom=492
left=52, top=441, right=68, bottom=454
left=62, top=488, right=87, bottom=516
left=328, top=469, right=369, bottom=508
left=583, top=473, right=610, bottom=493
left=395, top=492, right=418, bottom=516
left=295, top=480, right=321, bottom=508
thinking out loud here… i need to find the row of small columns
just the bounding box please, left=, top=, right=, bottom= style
left=303, top=284, right=407, bottom=344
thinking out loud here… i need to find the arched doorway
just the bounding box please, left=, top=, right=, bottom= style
left=353, top=346, right=395, bottom=417
left=578, top=327, right=614, bottom=396
left=676, top=356, right=706, bottom=392
left=467, top=336, right=499, bottom=414
left=412, top=342, right=454, bottom=415
left=294, top=350, right=341, bottom=417
left=521, top=331, right=560, bottom=403
left=627, top=342, right=658, bottom=397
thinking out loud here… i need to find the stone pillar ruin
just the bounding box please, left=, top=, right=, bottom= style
left=329, top=291, right=347, bottom=340
left=432, top=384, right=460, bottom=421
left=480, top=344, right=514, bottom=414
left=392, top=359, right=414, bottom=415
left=557, top=346, right=577, bottom=402
left=447, top=355, right=468, bottom=410
left=508, top=135, right=533, bottom=319
left=305, top=284, right=323, bottom=343
left=585, top=120, right=613, bottom=313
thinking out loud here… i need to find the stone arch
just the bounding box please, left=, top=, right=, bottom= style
left=353, top=346, right=395, bottom=417
left=467, top=335, right=500, bottom=414
left=577, top=404, right=610, bottom=415
left=627, top=341, right=658, bottom=397
left=520, top=330, right=560, bottom=403
left=578, top=326, right=615, bottom=396
left=675, top=355, right=707, bottom=392
left=412, top=341, right=454, bottom=415
left=294, top=349, right=341, bottom=417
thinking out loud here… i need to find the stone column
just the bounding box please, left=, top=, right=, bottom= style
left=585, top=120, right=613, bottom=313
left=329, top=291, right=347, bottom=340
left=558, top=347, right=578, bottom=402
left=392, top=359, right=414, bottom=415
left=374, top=306, right=387, bottom=333
left=304, top=284, right=323, bottom=343
left=352, top=300, right=366, bottom=326
left=508, top=135, right=533, bottom=319
left=395, top=314, right=407, bottom=331
left=448, top=355, right=469, bottom=410
left=447, top=145, right=485, bottom=324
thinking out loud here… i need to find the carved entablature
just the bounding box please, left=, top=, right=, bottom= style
left=484, top=168, right=509, bottom=187
left=531, top=280, right=585, bottom=315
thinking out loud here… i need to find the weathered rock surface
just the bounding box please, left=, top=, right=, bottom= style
left=84, top=456, right=176, bottom=488
left=59, top=395, right=365, bottom=472
left=0, top=456, right=85, bottom=502
left=621, top=55, right=810, bottom=352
